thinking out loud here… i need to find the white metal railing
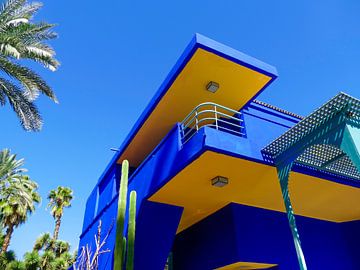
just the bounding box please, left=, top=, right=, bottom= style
left=180, top=102, right=246, bottom=144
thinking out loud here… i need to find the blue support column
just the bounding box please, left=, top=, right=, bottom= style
left=134, top=201, right=183, bottom=270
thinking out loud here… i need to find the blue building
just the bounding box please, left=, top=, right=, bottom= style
left=77, top=34, right=360, bottom=270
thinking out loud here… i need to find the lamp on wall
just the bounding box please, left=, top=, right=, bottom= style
left=211, top=176, right=229, bottom=187
left=206, top=81, right=219, bottom=93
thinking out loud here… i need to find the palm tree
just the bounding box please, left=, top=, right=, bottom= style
left=0, top=148, right=26, bottom=184
left=23, top=251, right=40, bottom=270
left=47, top=187, right=73, bottom=241
left=33, top=232, right=52, bottom=252
left=30, top=232, right=75, bottom=270
left=0, top=0, right=59, bottom=131
left=0, top=175, right=40, bottom=254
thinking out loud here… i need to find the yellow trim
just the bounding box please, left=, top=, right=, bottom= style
left=149, top=151, right=360, bottom=232
left=215, top=262, right=278, bottom=270
left=118, top=48, right=272, bottom=166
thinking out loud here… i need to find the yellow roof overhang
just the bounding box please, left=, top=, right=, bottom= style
left=116, top=34, right=277, bottom=166
left=149, top=151, right=360, bottom=232
left=215, top=262, right=278, bottom=270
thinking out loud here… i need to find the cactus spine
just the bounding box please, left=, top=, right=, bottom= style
left=114, top=160, right=137, bottom=270
left=125, top=191, right=136, bottom=270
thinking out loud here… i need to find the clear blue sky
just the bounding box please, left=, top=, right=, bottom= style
left=1, top=0, right=360, bottom=258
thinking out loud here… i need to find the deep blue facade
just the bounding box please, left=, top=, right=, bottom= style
left=73, top=33, right=360, bottom=270
left=173, top=203, right=360, bottom=270
left=76, top=99, right=360, bottom=269
left=77, top=96, right=360, bottom=269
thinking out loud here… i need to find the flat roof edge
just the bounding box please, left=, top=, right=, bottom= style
left=195, top=33, right=278, bottom=77
left=97, top=34, right=278, bottom=184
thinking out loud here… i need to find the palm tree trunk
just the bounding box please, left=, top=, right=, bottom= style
left=1, top=225, right=14, bottom=254
left=53, top=216, right=61, bottom=240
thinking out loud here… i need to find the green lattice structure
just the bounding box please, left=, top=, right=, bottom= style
left=262, top=92, right=360, bottom=270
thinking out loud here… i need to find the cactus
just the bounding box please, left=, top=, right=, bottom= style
left=125, top=191, right=136, bottom=270
left=122, top=236, right=127, bottom=267
left=114, top=160, right=137, bottom=270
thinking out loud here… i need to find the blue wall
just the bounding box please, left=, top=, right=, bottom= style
left=173, top=203, right=360, bottom=270
left=134, top=201, right=183, bottom=270
left=173, top=203, right=297, bottom=270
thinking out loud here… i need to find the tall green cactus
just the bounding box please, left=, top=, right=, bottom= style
left=126, top=191, right=136, bottom=270
left=114, top=160, right=137, bottom=270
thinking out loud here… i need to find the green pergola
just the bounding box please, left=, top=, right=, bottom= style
left=262, top=92, right=360, bottom=270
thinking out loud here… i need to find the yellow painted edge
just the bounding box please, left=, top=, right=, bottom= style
left=215, top=261, right=278, bottom=270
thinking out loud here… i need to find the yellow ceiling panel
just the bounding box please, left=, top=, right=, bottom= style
left=118, top=48, right=272, bottom=166
left=149, top=151, right=360, bottom=232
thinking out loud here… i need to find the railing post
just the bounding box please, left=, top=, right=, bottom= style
left=180, top=124, right=185, bottom=143
left=195, top=109, right=199, bottom=132
left=214, top=104, right=218, bottom=130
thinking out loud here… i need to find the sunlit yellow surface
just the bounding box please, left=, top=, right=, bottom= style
left=117, top=48, right=272, bottom=166
left=149, top=151, right=360, bottom=232
left=215, top=262, right=278, bottom=270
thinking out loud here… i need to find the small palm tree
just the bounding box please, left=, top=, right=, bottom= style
left=53, top=240, right=69, bottom=257
left=5, top=259, right=25, bottom=270
left=33, top=232, right=52, bottom=252
left=0, top=0, right=59, bottom=131
left=23, top=251, right=40, bottom=270
left=47, top=187, right=73, bottom=241
left=0, top=175, right=40, bottom=254
left=31, top=232, right=75, bottom=270
left=0, top=148, right=26, bottom=183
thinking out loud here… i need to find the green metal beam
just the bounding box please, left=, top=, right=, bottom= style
left=277, top=163, right=307, bottom=270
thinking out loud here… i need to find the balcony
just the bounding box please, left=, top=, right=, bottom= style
left=180, top=102, right=246, bottom=145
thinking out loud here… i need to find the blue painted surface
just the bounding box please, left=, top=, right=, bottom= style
left=173, top=203, right=297, bottom=269
left=78, top=196, right=118, bottom=270
left=82, top=187, right=98, bottom=232
left=297, top=216, right=360, bottom=270
left=134, top=201, right=183, bottom=270
left=173, top=203, right=360, bottom=270
left=77, top=99, right=360, bottom=270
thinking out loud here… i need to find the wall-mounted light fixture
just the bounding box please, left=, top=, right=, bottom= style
left=211, top=176, right=229, bottom=187
left=206, top=81, right=219, bottom=93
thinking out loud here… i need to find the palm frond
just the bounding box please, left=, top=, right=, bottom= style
left=0, top=57, right=57, bottom=102
left=0, top=78, right=42, bottom=131
left=0, top=43, right=19, bottom=58
left=5, top=17, right=27, bottom=26
left=0, top=90, right=5, bottom=105
left=0, top=0, right=26, bottom=22
left=0, top=1, right=42, bottom=30
left=12, top=1, right=42, bottom=20
left=0, top=0, right=59, bottom=130
left=1, top=22, right=57, bottom=45
left=23, top=45, right=59, bottom=71
left=0, top=149, right=26, bottom=182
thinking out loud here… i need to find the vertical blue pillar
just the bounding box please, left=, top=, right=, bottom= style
left=134, top=201, right=183, bottom=270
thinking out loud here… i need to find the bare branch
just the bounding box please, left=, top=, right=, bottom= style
left=73, top=220, right=113, bottom=270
